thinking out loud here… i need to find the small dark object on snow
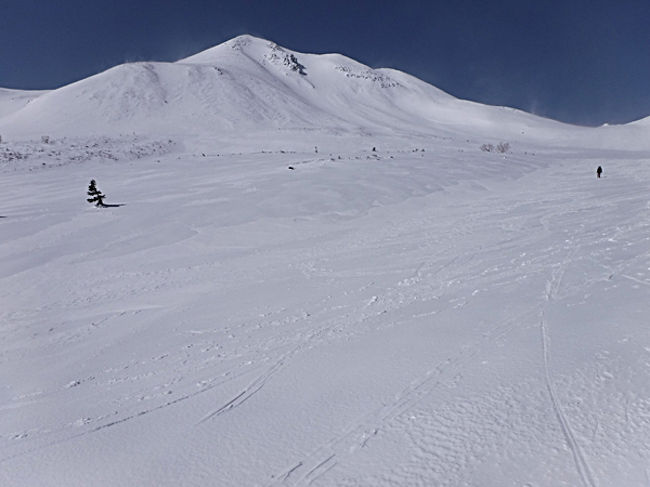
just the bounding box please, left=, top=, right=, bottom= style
left=372, top=147, right=376, bottom=152
left=87, top=179, right=107, bottom=207
left=288, top=166, right=295, bottom=170
left=597, top=166, right=603, bottom=178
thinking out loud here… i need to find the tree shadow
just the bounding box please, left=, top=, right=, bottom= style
left=98, top=203, right=125, bottom=208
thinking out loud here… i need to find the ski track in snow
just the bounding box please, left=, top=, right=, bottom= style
left=270, top=306, right=541, bottom=486
left=541, top=243, right=597, bottom=487
left=1, top=131, right=650, bottom=485
left=197, top=354, right=288, bottom=424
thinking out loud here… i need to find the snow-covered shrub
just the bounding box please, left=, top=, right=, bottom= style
left=41, top=135, right=50, bottom=144
left=1, top=147, right=27, bottom=162
left=0, top=136, right=176, bottom=173
left=481, top=142, right=511, bottom=153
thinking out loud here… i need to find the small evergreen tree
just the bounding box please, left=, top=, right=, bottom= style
left=87, top=179, right=107, bottom=207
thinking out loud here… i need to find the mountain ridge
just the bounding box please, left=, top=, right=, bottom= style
left=0, top=34, right=647, bottom=148
left=0, top=35, right=572, bottom=139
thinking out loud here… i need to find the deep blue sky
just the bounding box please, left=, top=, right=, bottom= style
left=2, top=0, right=649, bottom=126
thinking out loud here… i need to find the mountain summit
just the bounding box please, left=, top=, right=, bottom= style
left=0, top=35, right=569, bottom=139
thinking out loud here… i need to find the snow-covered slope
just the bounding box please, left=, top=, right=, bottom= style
left=0, top=88, right=47, bottom=118
left=3, top=35, right=647, bottom=151
left=1, top=35, right=650, bottom=487
left=2, top=132, right=650, bottom=487
left=0, top=35, right=578, bottom=144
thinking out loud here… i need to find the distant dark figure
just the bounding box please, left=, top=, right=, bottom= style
left=372, top=147, right=376, bottom=152
left=597, top=166, right=603, bottom=178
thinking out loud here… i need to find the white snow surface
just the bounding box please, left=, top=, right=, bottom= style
left=1, top=35, right=650, bottom=486
left=0, top=88, right=47, bottom=119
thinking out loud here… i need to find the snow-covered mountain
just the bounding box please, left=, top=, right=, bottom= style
left=2, top=35, right=650, bottom=487
left=0, top=35, right=580, bottom=142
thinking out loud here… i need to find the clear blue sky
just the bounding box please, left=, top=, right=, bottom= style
left=2, top=0, right=649, bottom=126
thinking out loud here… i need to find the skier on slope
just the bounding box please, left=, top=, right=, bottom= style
left=596, top=166, right=603, bottom=178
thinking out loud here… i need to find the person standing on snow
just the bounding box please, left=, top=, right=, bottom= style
left=597, top=166, right=603, bottom=178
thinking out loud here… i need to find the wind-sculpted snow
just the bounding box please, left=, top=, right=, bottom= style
left=1, top=124, right=650, bottom=486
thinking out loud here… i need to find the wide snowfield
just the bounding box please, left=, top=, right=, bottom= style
left=1, top=134, right=650, bottom=486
